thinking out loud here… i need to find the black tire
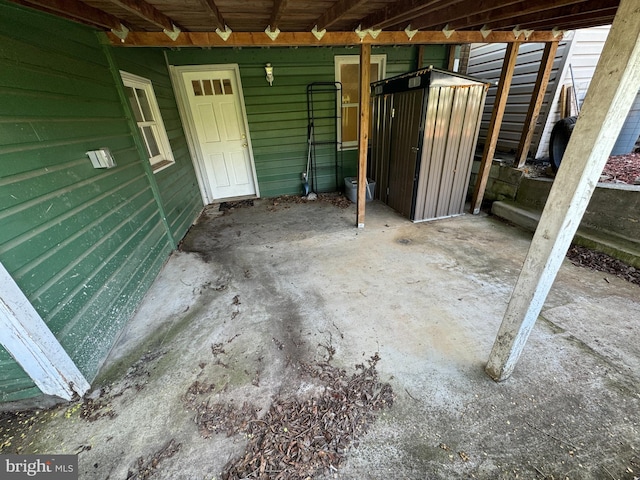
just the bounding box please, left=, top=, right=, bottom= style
left=549, top=116, right=577, bottom=172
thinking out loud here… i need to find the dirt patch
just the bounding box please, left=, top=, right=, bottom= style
left=183, top=354, right=394, bottom=480
left=220, top=200, right=255, bottom=211
left=567, top=244, right=640, bottom=286
left=269, top=193, right=352, bottom=210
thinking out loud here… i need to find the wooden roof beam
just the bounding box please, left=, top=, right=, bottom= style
left=270, top=0, right=289, bottom=30
left=311, top=0, right=370, bottom=31
left=407, top=0, right=593, bottom=30
left=105, top=29, right=562, bottom=47
left=108, top=0, right=181, bottom=31
left=198, top=0, right=225, bottom=30
left=18, top=0, right=124, bottom=29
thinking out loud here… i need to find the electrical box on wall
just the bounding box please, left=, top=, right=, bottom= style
left=86, top=148, right=116, bottom=169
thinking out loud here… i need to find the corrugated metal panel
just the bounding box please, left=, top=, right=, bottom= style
left=451, top=86, right=487, bottom=214
left=387, top=90, right=424, bottom=218
left=167, top=45, right=447, bottom=197
left=421, top=88, right=455, bottom=219
left=467, top=40, right=571, bottom=156
left=417, top=84, right=486, bottom=220
left=414, top=87, right=440, bottom=220
left=368, top=94, right=393, bottom=200
left=0, top=1, right=186, bottom=403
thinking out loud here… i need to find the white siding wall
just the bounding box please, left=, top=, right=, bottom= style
left=467, top=26, right=612, bottom=160
left=537, top=26, right=611, bottom=158
left=467, top=39, right=571, bottom=158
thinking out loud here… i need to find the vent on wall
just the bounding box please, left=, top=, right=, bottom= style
left=86, top=148, right=116, bottom=169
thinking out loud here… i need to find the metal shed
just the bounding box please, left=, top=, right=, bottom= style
left=369, top=67, right=489, bottom=222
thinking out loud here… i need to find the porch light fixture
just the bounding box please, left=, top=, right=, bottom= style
left=265, top=63, right=274, bottom=86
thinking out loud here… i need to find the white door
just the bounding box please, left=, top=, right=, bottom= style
left=179, top=68, right=257, bottom=200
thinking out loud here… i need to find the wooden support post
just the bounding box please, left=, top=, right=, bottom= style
left=417, top=45, right=425, bottom=69
left=486, top=0, right=640, bottom=382
left=470, top=42, right=519, bottom=214
left=0, top=263, right=90, bottom=400
left=515, top=41, right=559, bottom=168
left=447, top=44, right=457, bottom=71
left=356, top=43, right=371, bottom=228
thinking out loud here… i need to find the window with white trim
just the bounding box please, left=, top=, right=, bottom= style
left=335, top=55, right=386, bottom=149
left=120, top=71, right=175, bottom=173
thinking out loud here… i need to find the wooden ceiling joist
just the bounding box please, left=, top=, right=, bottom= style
left=408, top=0, right=589, bottom=30
left=199, top=0, right=225, bottom=30
left=444, top=0, right=615, bottom=31
left=504, top=7, right=619, bottom=32
left=359, top=0, right=470, bottom=31
left=10, top=0, right=620, bottom=37
left=20, top=0, right=124, bottom=29
left=108, top=0, right=179, bottom=31
left=311, top=0, right=370, bottom=31
left=270, top=0, right=289, bottom=30
left=106, top=29, right=561, bottom=47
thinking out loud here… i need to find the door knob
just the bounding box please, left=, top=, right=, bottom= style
left=242, top=143, right=248, bottom=148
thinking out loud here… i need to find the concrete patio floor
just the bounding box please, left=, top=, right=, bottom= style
left=2, top=198, right=640, bottom=479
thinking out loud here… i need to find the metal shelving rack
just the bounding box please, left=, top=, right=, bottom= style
left=306, top=82, right=343, bottom=193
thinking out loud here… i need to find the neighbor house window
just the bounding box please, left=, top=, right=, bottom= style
left=335, top=55, right=386, bottom=149
left=120, top=71, right=174, bottom=173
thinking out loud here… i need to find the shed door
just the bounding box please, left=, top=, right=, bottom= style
left=387, top=90, right=424, bottom=219
left=179, top=69, right=257, bottom=201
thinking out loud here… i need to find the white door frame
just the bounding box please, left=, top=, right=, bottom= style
left=169, top=64, right=260, bottom=204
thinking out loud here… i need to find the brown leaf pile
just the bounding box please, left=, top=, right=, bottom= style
left=185, top=354, right=393, bottom=480
left=567, top=245, right=640, bottom=286
left=601, top=153, right=640, bottom=185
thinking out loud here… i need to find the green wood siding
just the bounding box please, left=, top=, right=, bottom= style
left=108, top=48, right=203, bottom=243
left=167, top=45, right=447, bottom=197
left=0, top=1, right=199, bottom=403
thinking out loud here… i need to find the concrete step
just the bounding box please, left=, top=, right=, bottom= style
left=492, top=200, right=640, bottom=269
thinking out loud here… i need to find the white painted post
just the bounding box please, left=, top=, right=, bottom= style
left=486, top=0, right=640, bottom=382
left=0, top=263, right=90, bottom=400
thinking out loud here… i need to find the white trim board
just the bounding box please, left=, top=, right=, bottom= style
left=0, top=262, right=90, bottom=400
